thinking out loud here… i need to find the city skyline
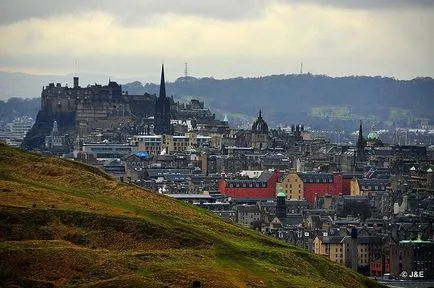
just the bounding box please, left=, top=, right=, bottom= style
left=0, top=0, right=433, bottom=82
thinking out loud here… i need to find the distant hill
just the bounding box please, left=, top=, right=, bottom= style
left=122, top=75, right=434, bottom=128
left=0, top=144, right=381, bottom=287
left=1, top=71, right=433, bottom=129
left=0, top=97, right=40, bottom=122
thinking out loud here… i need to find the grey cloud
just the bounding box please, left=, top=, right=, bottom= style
left=2, top=0, right=433, bottom=26
left=279, top=0, right=434, bottom=10
left=0, top=0, right=268, bottom=25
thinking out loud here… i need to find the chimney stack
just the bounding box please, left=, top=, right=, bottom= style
left=73, top=77, right=79, bottom=88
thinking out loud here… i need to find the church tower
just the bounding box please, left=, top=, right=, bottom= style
left=251, top=110, right=269, bottom=150
left=276, top=187, right=287, bottom=220
left=356, top=120, right=366, bottom=162
left=154, top=65, right=172, bottom=135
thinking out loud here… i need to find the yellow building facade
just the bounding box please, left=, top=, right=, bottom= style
left=277, top=169, right=304, bottom=200
left=350, top=178, right=361, bottom=196
left=314, top=236, right=372, bottom=267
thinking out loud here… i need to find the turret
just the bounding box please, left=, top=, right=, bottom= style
left=427, top=168, right=433, bottom=189
left=73, top=77, right=79, bottom=88
left=276, top=187, right=287, bottom=219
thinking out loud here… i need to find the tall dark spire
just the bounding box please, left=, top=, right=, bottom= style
left=259, top=109, right=262, bottom=119
left=358, top=120, right=363, bottom=140
left=154, top=65, right=172, bottom=135
left=356, top=120, right=366, bottom=162
left=159, top=64, right=166, bottom=99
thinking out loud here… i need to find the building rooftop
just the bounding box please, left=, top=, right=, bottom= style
left=399, top=239, right=434, bottom=245
left=298, top=173, right=334, bottom=183
left=166, top=194, right=213, bottom=199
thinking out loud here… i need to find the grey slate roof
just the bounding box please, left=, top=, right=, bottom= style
left=166, top=194, right=213, bottom=200
left=225, top=180, right=268, bottom=188
left=322, top=236, right=345, bottom=244
left=298, top=173, right=334, bottom=183
left=358, top=179, right=389, bottom=191
left=257, top=171, right=273, bottom=182
left=147, top=168, right=192, bottom=177
left=237, top=205, right=260, bottom=213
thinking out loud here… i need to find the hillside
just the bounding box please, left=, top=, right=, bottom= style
left=0, top=144, right=383, bottom=288
left=126, top=75, right=434, bottom=128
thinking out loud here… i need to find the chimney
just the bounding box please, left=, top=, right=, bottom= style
left=73, top=77, right=79, bottom=88
left=350, top=228, right=358, bottom=272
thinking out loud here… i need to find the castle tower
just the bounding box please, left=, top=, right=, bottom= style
left=251, top=109, right=269, bottom=150
left=154, top=65, right=172, bottom=135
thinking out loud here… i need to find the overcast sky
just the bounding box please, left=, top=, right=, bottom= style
left=0, top=0, right=433, bottom=82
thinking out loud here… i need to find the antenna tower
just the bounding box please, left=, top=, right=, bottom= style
left=73, top=60, right=80, bottom=76
left=184, top=62, right=188, bottom=77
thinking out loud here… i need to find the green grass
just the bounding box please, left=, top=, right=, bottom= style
left=0, top=144, right=384, bottom=288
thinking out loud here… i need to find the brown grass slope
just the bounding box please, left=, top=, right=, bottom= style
left=0, top=144, right=384, bottom=288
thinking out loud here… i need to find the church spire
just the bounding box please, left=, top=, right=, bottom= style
left=159, top=64, right=166, bottom=99
left=259, top=109, right=262, bottom=119
left=358, top=120, right=363, bottom=143
left=356, top=120, right=366, bottom=162
left=154, top=65, right=172, bottom=135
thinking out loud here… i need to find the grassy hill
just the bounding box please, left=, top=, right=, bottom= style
left=0, top=144, right=383, bottom=288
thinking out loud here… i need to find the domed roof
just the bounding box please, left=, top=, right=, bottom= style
left=277, top=187, right=286, bottom=198
left=367, top=130, right=379, bottom=140
left=252, top=110, right=268, bottom=134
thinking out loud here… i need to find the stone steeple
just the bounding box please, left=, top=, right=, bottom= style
left=154, top=65, right=172, bottom=135
left=356, top=120, right=366, bottom=162
left=159, top=64, right=166, bottom=99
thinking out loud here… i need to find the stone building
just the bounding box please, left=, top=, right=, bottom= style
left=251, top=110, right=269, bottom=151
left=44, top=120, right=66, bottom=152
